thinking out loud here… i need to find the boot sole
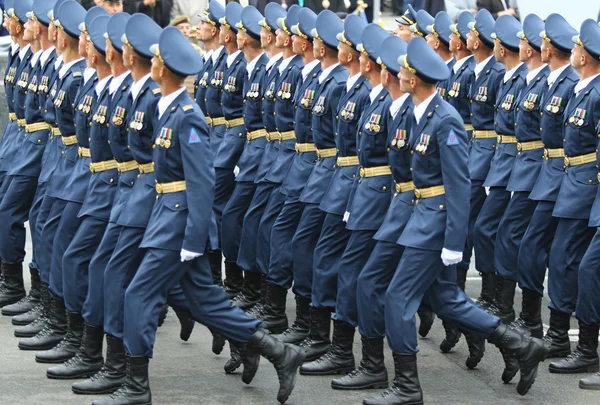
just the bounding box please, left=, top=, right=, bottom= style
left=14, top=331, right=42, bottom=338
left=300, top=366, right=355, bottom=376
left=278, top=348, right=306, bottom=404
left=2, top=308, right=35, bottom=316
left=18, top=342, right=62, bottom=351
left=548, top=364, right=600, bottom=374
left=47, top=370, right=102, bottom=380
left=545, top=349, right=571, bottom=359
left=517, top=340, right=550, bottom=396
left=72, top=385, right=122, bottom=395
left=12, top=318, right=37, bottom=326
left=580, top=382, right=600, bottom=390
left=0, top=295, right=27, bottom=309
left=36, top=355, right=76, bottom=364
left=332, top=381, right=389, bottom=390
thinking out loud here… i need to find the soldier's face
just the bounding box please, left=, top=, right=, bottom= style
left=571, top=45, right=583, bottom=70
left=102, top=2, right=123, bottom=15
left=260, top=27, right=272, bottom=49
left=79, top=32, right=88, bottom=58
left=48, top=20, right=56, bottom=43
left=337, top=42, right=353, bottom=66
left=219, top=25, right=229, bottom=45
left=23, top=20, right=35, bottom=42
left=399, top=66, right=413, bottom=93
left=394, top=24, right=411, bottom=43
left=291, top=35, right=303, bottom=55
left=176, top=23, right=191, bottom=38
left=275, top=29, right=289, bottom=49
left=150, top=56, right=163, bottom=83
left=493, top=39, right=503, bottom=62
left=518, top=39, right=530, bottom=62
left=123, top=44, right=133, bottom=69
left=8, top=19, right=19, bottom=37
left=449, top=32, right=461, bottom=53
left=466, top=31, right=476, bottom=51
left=540, top=39, right=550, bottom=64
left=425, top=33, right=437, bottom=50
left=359, top=52, right=369, bottom=76
left=313, top=38, right=324, bottom=60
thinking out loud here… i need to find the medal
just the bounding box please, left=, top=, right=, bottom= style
left=391, top=139, right=397, bottom=146
left=569, top=116, right=575, bottom=123
left=448, top=90, right=455, bottom=97
left=277, top=90, right=282, bottom=97
left=137, top=122, right=143, bottom=131
left=546, top=104, right=551, bottom=112
left=552, top=106, right=559, bottom=113
left=164, top=140, right=171, bottom=149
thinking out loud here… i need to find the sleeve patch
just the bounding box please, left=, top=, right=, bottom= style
left=188, top=129, right=201, bottom=144
left=446, top=130, right=459, bottom=146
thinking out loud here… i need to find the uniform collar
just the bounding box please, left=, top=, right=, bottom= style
left=203, top=49, right=213, bottom=63
left=318, top=62, right=340, bottom=84
left=83, top=67, right=96, bottom=84
left=266, top=52, right=283, bottom=73
left=18, top=44, right=31, bottom=61
left=474, top=54, right=493, bottom=80
left=58, top=57, right=84, bottom=79
left=346, top=73, right=361, bottom=91
left=574, top=73, right=600, bottom=96
left=278, top=54, right=296, bottom=73
left=54, top=54, right=64, bottom=71
left=302, top=59, right=320, bottom=81
left=453, top=55, right=472, bottom=74
left=109, top=71, right=131, bottom=96
left=226, top=50, right=241, bottom=68
left=130, top=73, right=152, bottom=101
left=503, top=62, right=524, bottom=83
left=246, top=52, right=266, bottom=78
left=10, top=42, right=19, bottom=55
left=95, top=75, right=112, bottom=97
left=30, top=49, right=43, bottom=68
left=413, top=91, right=437, bottom=124
left=390, top=93, right=410, bottom=119
left=158, top=86, right=187, bottom=119
left=547, top=63, right=569, bottom=87
left=40, top=46, right=56, bottom=68
left=369, top=83, right=383, bottom=103
left=211, top=46, right=224, bottom=64
left=525, top=64, right=547, bottom=85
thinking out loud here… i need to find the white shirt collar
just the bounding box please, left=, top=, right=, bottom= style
left=40, top=46, right=55, bottom=68
left=30, top=50, right=42, bottom=68
left=266, top=52, right=283, bottom=73
left=278, top=55, right=295, bottom=74
left=453, top=55, right=472, bottom=74
left=212, top=46, right=224, bottom=64
left=10, top=43, right=19, bottom=54
left=346, top=73, right=361, bottom=92
left=158, top=86, right=187, bottom=119
left=302, top=60, right=320, bottom=81
left=18, top=44, right=31, bottom=61
left=226, top=50, right=241, bottom=68
left=54, top=54, right=63, bottom=70
left=109, top=71, right=131, bottom=96
left=390, top=93, right=410, bottom=119
left=83, top=67, right=96, bottom=84
left=474, top=54, right=493, bottom=80
left=446, top=58, right=454, bottom=65
left=574, top=73, right=600, bottom=96
left=246, top=52, right=265, bottom=78
left=318, top=62, right=340, bottom=84
left=95, top=75, right=112, bottom=97
left=130, top=73, right=152, bottom=101
left=547, top=63, right=570, bottom=87
left=526, top=64, right=547, bottom=85
left=369, top=83, right=384, bottom=103
left=503, top=62, right=524, bottom=83
left=58, top=57, right=84, bottom=79
left=413, top=91, right=437, bottom=124
left=203, top=50, right=213, bottom=63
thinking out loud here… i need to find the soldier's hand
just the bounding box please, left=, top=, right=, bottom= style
left=441, top=248, right=463, bottom=267
left=181, top=249, right=202, bottom=262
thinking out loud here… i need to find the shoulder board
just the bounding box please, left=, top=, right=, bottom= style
left=73, top=71, right=82, bottom=77
left=182, top=105, right=194, bottom=112
left=152, top=88, right=161, bottom=94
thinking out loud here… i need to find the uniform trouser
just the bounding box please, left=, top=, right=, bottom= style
left=62, top=215, right=109, bottom=314
left=494, top=191, right=538, bottom=281
left=266, top=196, right=305, bottom=289
left=577, top=228, right=600, bottom=324
left=357, top=241, right=404, bottom=338
left=82, top=222, right=122, bottom=327
left=517, top=201, right=558, bottom=295
left=256, top=185, right=286, bottom=275
left=385, top=247, right=501, bottom=354
left=221, top=181, right=257, bottom=261
left=548, top=218, right=595, bottom=316
left=0, top=175, right=38, bottom=264
left=213, top=168, right=236, bottom=247
left=333, top=230, right=378, bottom=327
left=28, top=182, right=48, bottom=268
left=123, top=249, right=262, bottom=357
left=311, top=213, right=351, bottom=309
left=0, top=170, right=10, bottom=201
left=237, top=182, right=276, bottom=273
left=473, top=187, right=511, bottom=274
left=0, top=170, right=6, bottom=194
left=48, top=201, right=82, bottom=298
left=460, top=180, right=486, bottom=269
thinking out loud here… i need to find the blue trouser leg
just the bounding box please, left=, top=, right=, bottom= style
left=256, top=185, right=285, bottom=276
left=123, top=250, right=262, bottom=357
left=166, top=283, right=192, bottom=313
left=385, top=247, right=501, bottom=354
left=48, top=201, right=83, bottom=298
left=0, top=170, right=5, bottom=195
left=210, top=124, right=226, bottom=157
left=35, top=193, right=56, bottom=283
left=0, top=175, right=38, bottom=263
left=237, top=182, right=275, bottom=273
left=221, top=181, right=257, bottom=261
left=266, top=196, right=305, bottom=289
left=104, top=226, right=146, bottom=339
left=357, top=241, right=404, bottom=338
left=0, top=170, right=11, bottom=202
left=62, top=216, right=108, bottom=313
left=82, top=222, right=122, bottom=327
left=460, top=180, right=486, bottom=269
left=494, top=191, right=538, bottom=281
left=213, top=167, right=236, bottom=247
left=548, top=218, right=595, bottom=315
left=291, top=203, right=326, bottom=300
left=311, top=212, right=350, bottom=309
left=517, top=201, right=558, bottom=295
left=28, top=182, right=48, bottom=268
left=473, top=187, right=511, bottom=274
left=333, top=230, right=377, bottom=327
left=577, top=228, right=600, bottom=325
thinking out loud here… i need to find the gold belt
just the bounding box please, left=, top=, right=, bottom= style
left=497, top=135, right=517, bottom=144
left=464, top=124, right=473, bottom=131
left=156, top=180, right=186, bottom=194
left=359, top=166, right=392, bottom=178
left=17, top=119, right=27, bottom=127
left=296, top=143, right=317, bottom=153
left=317, top=148, right=337, bottom=159
left=209, top=116, right=226, bottom=127
left=472, top=130, right=497, bottom=139
left=266, top=132, right=278, bottom=142
left=225, top=117, right=244, bottom=129
left=26, top=122, right=51, bottom=133
left=395, top=181, right=415, bottom=193
left=62, top=135, right=78, bottom=146
left=279, top=130, right=296, bottom=141
left=544, top=148, right=564, bottom=159
left=205, top=116, right=213, bottom=125
left=52, top=127, right=61, bottom=136
left=90, top=159, right=118, bottom=173
left=414, top=185, right=445, bottom=199
left=247, top=129, right=267, bottom=142
left=517, top=140, right=544, bottom=151
left=336, top=156, right=359, bottom=167
left=8, top=112, right=17, bottom=121
left=118, top=160, right=139, bottom=173
left=78, top=147, right=91, bottom=158
left=138, top=162, right=154, bottom=173
left=564, top=152, right=596, bottom=167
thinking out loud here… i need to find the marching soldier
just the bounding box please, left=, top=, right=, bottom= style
left=425, top=12, right=455, bottom=100
left=393, top=5, right=416, bottom=43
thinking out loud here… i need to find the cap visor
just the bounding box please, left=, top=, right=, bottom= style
left=397, top=54, right=407, bottom=67
left=149, top=44, right=159, bottom=56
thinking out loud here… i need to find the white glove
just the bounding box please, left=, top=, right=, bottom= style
left=510, top=191, right=514, bottom=198
left=180, top=249, right=202, bottom=262
left=343, top=211, right=350, bottom=223
left=441, top=248, right=463, bottom=267
left=485, top=187, right=490, bottom=195
left=233, top=166, right=240, bottom=178
left=344, top=0, right=351, bottom=8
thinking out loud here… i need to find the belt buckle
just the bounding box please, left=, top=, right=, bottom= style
left=517, top=143, right=522, bottom=152
left=564, top=157, right=570, bottom=167
left=155, top=184, right=163, bottom=194
left=414, top=189, right=421, bottom=199
left=90, top=164, right=96, bottom=174
left=544, top=149, right=549, bottom=159
left=597, top=172, right=600, bottom=182
left=316, top=149, right=322, bottom=159
left=496, top=135, right=502, bottom=144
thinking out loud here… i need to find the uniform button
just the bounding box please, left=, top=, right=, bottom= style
left=110, top=178, right=114, bottom=183
left=152, top=144, right=156, bottom=149
left=410, top=150, right=414, bottom=155
left=410, top=168, right=413, bottom=172
left=415, top=200, right=419, bottom=204
left=387, top=148, right=391, bottom=152
left=516, top=107, right=519, bottom=111
left=563, top=139, right=566, bottom=143
left=357, top=148, right=361, bottom=152
left=336, top=115, right=338, bottom=119
left=137, top=175, right=141, bottom=179
left=394, top=192, right=398, bottom=197
left=590, top=180, right=593, bottom=183
left=439, top=205, right=444, bottom=209
left=540, top=128, right=543, bottom=131
left=382, top=186, right=387, bottom=191
left=61, top=151, right=64, bottom=155
left=156, top=195, right=159, bottom=200
left=131, top=181, right=134, bottom=185
left=37, top=139, right=41, bottom=143
left=496, top=108, right=499, bottom=112
left=108, top=140, right=111, bottom=144
left=175, top=204, right=180, bottom=208
left=470, top=113, right=473, bottom=117
left=514, top=123, right=518, bottom=126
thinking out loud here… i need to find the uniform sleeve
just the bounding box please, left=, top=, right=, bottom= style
left=67, top=76, right=82, bottom=110
left=179, top=114, right=215, bottom=253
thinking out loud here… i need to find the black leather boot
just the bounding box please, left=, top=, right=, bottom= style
left=173, top=308, right=195, bottom=342
left=223, top=260, right=244, bottom=299
left=544, top=308, right=572, bottom=358
left=207, top=250, right=223, bottom=287
left=18, top=295, right=67, bottom=351
left=247, top=329, right=305, bottom=404
left=0, top=262, right=26, bottom=308
left=417, top=305, right=434, bottom=338
left=211, top=332, right=226, bottom=355
left=224, top=340, right=243, bottom=374
left=2, top=266, right=41, bottom=316
left=440, top=321, right=461, bottom=353
left=226, top=340, right=261, bottom=385
left=157, top=304, right=168, bottom=327
left=489, top=324, right=549, bottom=395
left=299, top=306, right=332, bottom=362
left=464, top=333, right=485, bottom=369
left=580, top=371, right=600, bottom=390
left=14, top=283, right=50, bottom=337
left=549, top=320, right=599, bottom=374
left=331, top=335, right=388, bottom=390
left=259, top=283, right=289, bottom=334
left=47, top=324, right=104, bottom=379
left=512, top=288, right=543, bottom=338
left=36, top=311, right=84, bottom=364
left=13, top=282, right=50, bottom=326
left=247, top=274, right=268, bottom=318
left=456, top=267, right=468, bottom=291
left=232, top=270, right=262, bottom=310
left=300, top=320, right=355, bottom=375
left=489, top=276, right=517, bottom=324
left=72, top=335, right=126, bottom=395
left=476, top=272, right=496, bottom=309
left=91, top=355, right=151, bottom=405
left=275, top=295, right=310, bottom=344
left=363, top=353, right=424, bottom=405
